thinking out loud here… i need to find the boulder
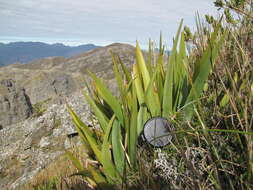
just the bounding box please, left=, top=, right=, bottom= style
left=0, top=79, right=33, bottom=128
left=23, top=71, right=78, bottom=104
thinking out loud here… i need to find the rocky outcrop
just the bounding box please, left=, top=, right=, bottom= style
left=23, top=71, right=78, bottom=104
left=0, top=79, right=33, bottom=128
left=0, top=91, right=90, bottom=189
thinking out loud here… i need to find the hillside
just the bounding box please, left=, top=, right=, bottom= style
left=0, top=42, right=100, bottom=66
left=0, top=43, right=135, bottom=105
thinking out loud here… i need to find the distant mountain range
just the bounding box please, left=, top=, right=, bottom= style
left=0, top=42, right=101, bottom=66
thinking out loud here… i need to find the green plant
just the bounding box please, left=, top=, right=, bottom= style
left=201, top=12, right=253, bottom=188
left=53, top=119, right=61, bottom=128
left=154, top=9, right=253, bottom=189
left=66, top=19, right=225, bottom=189
left=32, top=178, right=57, bottom=190
left=0, top=171, right=6, bottom=179
left=32, top=98, right=51, bottom=117
left=214, top=0, right=253, bottom=23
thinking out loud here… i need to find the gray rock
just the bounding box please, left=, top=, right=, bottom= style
left=0, top=79, right=33, bottom=128
left=0, top=90, right=92, bottom=189
left=24, top=71, right=78, bottom=104
left=39, top=137, right=50, bottom=148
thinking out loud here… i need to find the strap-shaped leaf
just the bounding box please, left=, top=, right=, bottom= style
left=116, top=53, right=132, bottom=83
left=144, top=67, right=161, bottom=116
left=136, top=41, right=150, bottom=90
left=88, top=71, right=124, bottom=126
left=112, top=119, right=125, bottom=175
left=111, top=51, right=124, bottom=99
left=67, top=105, right=102, bottom=162
left=133, top=64, right=145, bottom=105
left=101, top=115, right=119, bottom=183
left=137, top=106, right=145, bottom=136
left=82, top=91, right=109, bottom=132
left=173, top=32, right=188, bottom=111
left=66, top=150, right=83, bottom=171
left=185, top=23, right=225, bottom=120
left=129, top=88, right=138, bottom=165
left=163, top=19, right=184, bottom=117
left=88, top=165, right=107, bottom=186
left=147, top=39, right=153, bottom=75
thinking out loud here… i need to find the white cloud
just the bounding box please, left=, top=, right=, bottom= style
left=0, top=0, right=218, bottom=47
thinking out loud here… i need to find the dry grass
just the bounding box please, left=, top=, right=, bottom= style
left=19, top=144, right=92, bottom=190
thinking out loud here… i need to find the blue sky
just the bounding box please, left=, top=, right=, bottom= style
left=0, top=0, right=218, bottom=48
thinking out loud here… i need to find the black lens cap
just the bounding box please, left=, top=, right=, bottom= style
left=142, top=117, right=172, bottom=147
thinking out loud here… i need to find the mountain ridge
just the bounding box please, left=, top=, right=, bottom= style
left=0, top=41, right=101, bottom=66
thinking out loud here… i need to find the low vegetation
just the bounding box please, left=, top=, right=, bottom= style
left=19, top=146, right=90, bottom=190
left=32, top=98, right=51, bottom=117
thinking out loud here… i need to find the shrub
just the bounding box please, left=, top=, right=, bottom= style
left=67, top=19, right=225, bottom=189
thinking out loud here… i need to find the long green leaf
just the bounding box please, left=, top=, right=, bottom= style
left=112, top=119, right=125, bottom=175
left=136, top=41, right=150, bottom=90
left=147, top=39, right=153, bottom=74
left=129, top=87, right=138, bottom=165
left=111, top=52, right=124, bottom=98
left=158, top=32, right=165, bottom=79
left=66, top=150, right=83, bottom=171
left=116, top=54, right=132, bottom=83
left=88, top=71, right=124, bottom=125
left=163, top=19, right=184, bottom=117
left=185, top=24, right=225, bottom=120
left=67, top=105, right=102, bottom=162
left=111, top=52, right=131, bottom=129
left=133, top=64, right=145, bottom=105
left=67, top=105, right=93, bottom=137
left=83, top=91, right=109, bottom=132
left=173, top=32, right=187, bottom=111
left=137, top=106, right=145, bottom=136
left=144, top=67, right=161, bottom=116
left=101, top=115, right=118, bottom=183
left=88, top=166, right=107, bottom=186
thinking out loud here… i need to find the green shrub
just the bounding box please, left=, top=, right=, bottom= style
left=32, top=98, right=51, bottom=117
left=67, top=19, right=225, bottom=189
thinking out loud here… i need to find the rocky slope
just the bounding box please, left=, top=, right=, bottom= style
left=0, top=43, right=135, bottom=189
